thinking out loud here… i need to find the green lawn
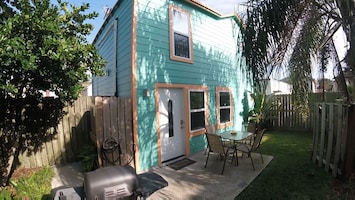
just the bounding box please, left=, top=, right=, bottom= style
left=236, top=131, right=334, bottom=200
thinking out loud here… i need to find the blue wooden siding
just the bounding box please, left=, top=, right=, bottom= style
left=190, top=134, right=206, bottom=154
left=93, top=22, right=116, bottom=96
left=135, top=0, right=252, bottom=171
left=93, top=0, right=133, bottom=97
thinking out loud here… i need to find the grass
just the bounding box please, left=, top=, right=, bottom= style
left=0, top=166, right=54, bottom=199
left=14, top=166, right=53, bottom=199
left=236, top=131, right=334, bottom=200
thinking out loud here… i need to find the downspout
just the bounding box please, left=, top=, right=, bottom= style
left=114, top=18, right=118, bottom=97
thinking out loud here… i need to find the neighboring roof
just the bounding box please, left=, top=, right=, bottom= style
left=93, top=0, right=244, bottom=44
left=280, top=76, right=291, bottom=84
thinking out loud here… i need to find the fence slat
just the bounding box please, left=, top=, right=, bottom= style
left=341, top=106, right=348, bottom=164
left=102, top=97, right=111, bottom=140
left=312, top=104, right=320, bottom=163
left=318, top=103, right=326, bottom=167
left=70, top=101, right=78, bottom=159
left=57, top=115, right=66, bottom=164
left=118, top=97, right=128, bottom=164
left=45, top=129, right=55, bottom=166
left=18, top=150, right=30, bottom=168
left=52, top=129, right=58, bottom=165
left=332, top=104, right=343, bottom=176
left=63, top=106, right=73, bottom=162
left=124, top=97, right=133, bottom=167
left=325, top=104, right=334, bottom=171
left=74, top=98, right=83, bottom=152
left=109, top=97, right=119, bottom=166
left=95, top=97, right=104, bottom=167
left=110, top=97, right=118, bottom=137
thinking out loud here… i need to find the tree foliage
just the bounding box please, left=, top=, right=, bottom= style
left=244, top=0, right=355, bottom=112
left=0, top=0, right=105, bottom=186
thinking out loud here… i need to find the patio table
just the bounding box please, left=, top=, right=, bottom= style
left=220, top=130, right=253, bottom=142
left=218, top=130, right=253, bottom=166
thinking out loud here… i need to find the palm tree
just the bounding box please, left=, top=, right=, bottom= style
left=244, top=0, right=355, bottom=113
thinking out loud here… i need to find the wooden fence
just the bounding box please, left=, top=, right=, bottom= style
left=93, top=97, right=134, bottom=167
left=267, top=94, right=312, bottom=131
left=311, top=103, right=349, bottom=177
left=17, top=96, right=133, bottom=168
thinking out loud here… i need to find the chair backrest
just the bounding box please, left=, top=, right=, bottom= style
left=205, top=124, right=216, bottom=134
left=205, top=133, right=225, bottom=154
left=251, top=128, right=266, bottom=151
left=247, top=123, right=256, bottom=134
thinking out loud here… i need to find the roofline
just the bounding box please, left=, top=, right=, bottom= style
left=92, top=0, right=122, bottom=44
left=184, top=0, right=222, bottom=16
left=93, top=0, right=245, bottom=44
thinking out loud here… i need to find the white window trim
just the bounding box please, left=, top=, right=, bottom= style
left=216, top=87, right=233, bottom=129
left=169, top=4, right=194, bottom=63
left=188, top=89, right=206, bottom=132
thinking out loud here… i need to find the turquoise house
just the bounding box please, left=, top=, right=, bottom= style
left=92, top=0, right=252, bottom=172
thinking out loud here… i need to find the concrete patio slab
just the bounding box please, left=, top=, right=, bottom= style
left=51, top=151, right=273, bottom=199
left=147, top=151, right=273, bottom=200
left=51, top=162, right=84, bottom=189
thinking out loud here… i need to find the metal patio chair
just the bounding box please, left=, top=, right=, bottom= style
left=235, top=128, right=266, bottom=170
left=204, top=133, right=236, bottom=174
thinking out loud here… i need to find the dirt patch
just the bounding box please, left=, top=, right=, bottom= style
left=11, top=167, right=41, bottom=180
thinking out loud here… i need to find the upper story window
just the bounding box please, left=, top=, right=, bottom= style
left=169, top=5, right=193, bottom=63
left=217, top=87, right=233, bottom=129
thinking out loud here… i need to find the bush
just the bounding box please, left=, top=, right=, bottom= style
left=78, top=144, right=98, bottom=172
left=13, top=166, right=53, bottom=199
left=1, top=166, right=54, bottom=199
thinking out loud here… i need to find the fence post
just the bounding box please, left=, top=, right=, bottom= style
left=343, top=104, right=355, bottom=180
left=95, top=97, right=104, bottom=167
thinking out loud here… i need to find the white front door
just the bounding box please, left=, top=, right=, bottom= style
left=158, top=88, right=186, bottom=162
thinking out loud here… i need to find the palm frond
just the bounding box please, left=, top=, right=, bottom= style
left=245, top=0, right=355, bottom=106
left=289, top=4, right=324, bottom=109
left=244, top=0, right=314, bottom=90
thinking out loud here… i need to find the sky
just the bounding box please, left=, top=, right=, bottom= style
left=53, top=0, right=346, bottom=81
left=50, top=0, right=117, bottom=43
left=52, top=0, right=245, bottom=43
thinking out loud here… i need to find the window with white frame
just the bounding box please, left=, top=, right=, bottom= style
left=189, top=90, right=205, bottom=131
left=217, top=87, right=233, bottom=127
left=169, top=5, right=193, bottom=63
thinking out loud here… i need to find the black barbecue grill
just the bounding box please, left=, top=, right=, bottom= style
left=53, top=139, right=168, bottom=199
left=84, top=165, right=140, bottom=199
left=53, top=165, right=168, bottom=200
